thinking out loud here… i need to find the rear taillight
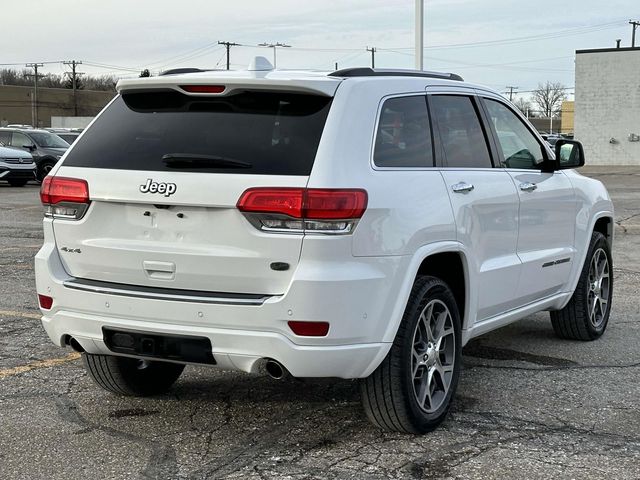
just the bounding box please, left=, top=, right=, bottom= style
left=237, top=188, right=367, bottom=234
left=40, top=177, right=90, bottom=220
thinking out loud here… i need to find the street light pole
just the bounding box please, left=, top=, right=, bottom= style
left=415, top=0, right=424, bottom=70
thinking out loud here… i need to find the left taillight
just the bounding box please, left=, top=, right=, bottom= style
left=40, top=176, right=90, bottom=220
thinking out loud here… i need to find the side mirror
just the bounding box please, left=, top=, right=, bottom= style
left=22, top=144, right=36, bottom=151
left=554, top=139, right=585, bottom=169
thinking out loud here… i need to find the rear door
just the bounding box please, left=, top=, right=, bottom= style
left=480, top=96, right=577, bottom=301
left=429, top=92, right=522, bottom=322
left=51, top=88, right=333, bottom=295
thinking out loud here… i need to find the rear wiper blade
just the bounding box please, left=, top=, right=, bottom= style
left=162, top=153, right=252, bottom=169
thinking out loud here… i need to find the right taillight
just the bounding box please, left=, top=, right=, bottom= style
left=237, top=188, right=367, bottom=234
left=40, top=176, right=90, bottom=220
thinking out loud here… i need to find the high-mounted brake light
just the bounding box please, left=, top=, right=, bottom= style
left=179, top=85, right=226, bottom=94
left=237, top=188, right=367, bottom=234
left=40, top=177, right=90, bottom=220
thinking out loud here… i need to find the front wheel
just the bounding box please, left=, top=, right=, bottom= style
left=360, top=276, right=462, bottom=434
left=37, top=160, right=56, bottom=182
left=82, top=353, right=185, bottom=396
left=550, top=231, right=613, bottom=340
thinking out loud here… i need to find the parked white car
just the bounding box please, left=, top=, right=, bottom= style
left=0, top=145, right=36, bottom=186
left=35, top=61, right=614, bottom=434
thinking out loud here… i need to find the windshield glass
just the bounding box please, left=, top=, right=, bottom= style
left=62, top=90, right=332, bottom=175
left=29, top=132, right=70, bottom=148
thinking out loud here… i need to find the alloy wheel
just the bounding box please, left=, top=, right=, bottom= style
left=411, top=299, right=456, bottom=413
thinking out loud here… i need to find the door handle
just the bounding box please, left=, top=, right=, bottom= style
left=451, top=182, right=474, bottom=193
left=519, top=182, right=537, bottom=192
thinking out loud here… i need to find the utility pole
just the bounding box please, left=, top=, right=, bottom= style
left=415, top=0, right=424, bottom=70
left=505, top=86, right=518, bottom=101
left=630, top=20, right=640, bottom=47
left=218, top=41, right=239, bottom=70
left=63, top=60, right=83, bottom=116
left=366, top=47, right=377, bottom=68
left=258, top=42, right=291, bottom=68
left=25, top=63, right=43, bottom=127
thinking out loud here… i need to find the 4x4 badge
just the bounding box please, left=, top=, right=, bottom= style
left=140, top=179, right=177, bottom=197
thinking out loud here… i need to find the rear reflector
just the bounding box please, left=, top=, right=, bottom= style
left=237, top=188, right=367, bottom=220
left=40, top=177, right=89, bottom=205
left=180, top=85, right=226, bottom=94
left=38, top=294, right=53, bottom=310
left=288, top=321, right=330, bottom=337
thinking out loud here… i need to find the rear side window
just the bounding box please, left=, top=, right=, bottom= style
left=430, top=95, right=492, bottom=168
left=63, top=90, right=332, bottom=175
left=374, top=96, right=433, bottom=168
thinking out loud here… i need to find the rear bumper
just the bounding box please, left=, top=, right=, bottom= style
left=35, top=224, right=408, bottom=378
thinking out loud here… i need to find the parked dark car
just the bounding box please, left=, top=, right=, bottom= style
left=0, top=128, right=69, bottom=181
left=45, top=128, right=82, bottom=145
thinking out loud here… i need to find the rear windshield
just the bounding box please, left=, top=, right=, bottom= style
left=62, top=90, right=332, bottom=175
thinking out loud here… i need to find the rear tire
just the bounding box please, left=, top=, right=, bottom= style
left=8, top=179, right=28, bottom=187
left=82, top=353, right=185, bottom=396
left=550, top=231, right=613, bottom=341
left=360, top=275, right=462, bottom=434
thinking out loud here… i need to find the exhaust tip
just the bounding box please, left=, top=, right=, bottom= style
left=264, top=359, right=287, bottom=380
left=68, top=337, right=85, bottom=353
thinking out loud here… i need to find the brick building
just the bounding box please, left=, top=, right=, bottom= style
left=574, top=47, right=640, bottom=165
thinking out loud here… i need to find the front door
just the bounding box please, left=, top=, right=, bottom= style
left=481, top=96, right=577, bottom=304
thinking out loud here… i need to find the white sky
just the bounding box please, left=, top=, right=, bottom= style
left=3, top=0, right=638, bottom=97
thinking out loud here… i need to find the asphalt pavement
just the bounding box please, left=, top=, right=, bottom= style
left=0, top=167, right=638, bottom=480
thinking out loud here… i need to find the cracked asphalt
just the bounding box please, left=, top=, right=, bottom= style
left=1, top=167, right=639, bottom=480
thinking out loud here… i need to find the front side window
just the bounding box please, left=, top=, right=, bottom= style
left=430, top=95, right=492, bottom=168
left=373, top=96, right=432, bottom=168
left=10, top=132, right=32, bottom=148
left=29, top=132, right=69, bottom=148
left=484, top=99, right=545, bottom=169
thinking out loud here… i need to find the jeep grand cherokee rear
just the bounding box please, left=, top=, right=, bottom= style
left=36, top=66, right=613, bottom=435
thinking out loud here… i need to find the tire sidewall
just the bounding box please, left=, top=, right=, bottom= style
left=581, top=233, right=613, bottom=337
left=399, top=278, right=462, bottom=430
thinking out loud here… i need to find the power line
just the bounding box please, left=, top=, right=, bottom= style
left=630, top=20, right=640, bottom=47
left=218, top=41, right=240, bottom=70
left=505, top=86, right=518, bottom=101
left=257, top=42, right=291, bottom=68
left=63, top=60, right=83, bottom=116
left=366, top=46, right=377, bottom=68
left=25, top=63, right=43, bottom=127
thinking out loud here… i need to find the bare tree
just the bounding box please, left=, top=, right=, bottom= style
left=84, top=75, right=117, bottom=91
left=513, top=97, right=534, bottom=117
left=0, top=68, right=117, bottom=92
left=532, top=81, right=567, bottom=118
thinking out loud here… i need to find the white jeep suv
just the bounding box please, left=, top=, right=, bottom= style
left=35, top=63, right=614, bottom=434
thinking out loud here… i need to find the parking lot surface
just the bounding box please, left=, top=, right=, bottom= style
left=1, top=167, right=639, bottom=480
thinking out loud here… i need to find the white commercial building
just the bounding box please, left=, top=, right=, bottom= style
left=574, top=47, right=640, bottom=165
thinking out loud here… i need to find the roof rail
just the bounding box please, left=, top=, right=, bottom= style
left=159, top=68, right=213, bottom=76
left=329, top=67, right=463, bottom=82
